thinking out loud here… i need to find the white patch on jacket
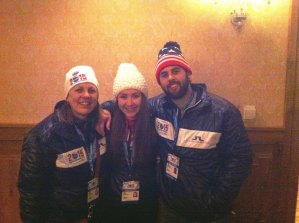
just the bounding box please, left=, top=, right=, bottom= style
left=155, top=118, right=175, bottom=140
left=155, top=117, right=221, bottom=149
left=177, top=128, right=221, bottom=149
left=56, top=147, right=87, bottom=168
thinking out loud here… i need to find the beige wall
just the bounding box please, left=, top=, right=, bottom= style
left=0, top=0, right=290, bottom=127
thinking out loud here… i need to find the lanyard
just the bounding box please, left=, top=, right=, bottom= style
left=173, top=109, right=179, bottom=143
left=123, top=141, right=133, bottom=177
left=123, top=128, right=134, bottom=178
left=74, top=125, right=97, bottom=177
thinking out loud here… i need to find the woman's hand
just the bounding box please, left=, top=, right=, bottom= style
left=96, top=109, right=111, bottom=135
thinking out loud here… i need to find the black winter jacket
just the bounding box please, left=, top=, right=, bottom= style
left=105, top=132, right=158, bottom=206
left=149, top=84, right=252, bottom=222
left=18, top=101, right=108, bottom=223
left=101, top=101, right=159, bottom=222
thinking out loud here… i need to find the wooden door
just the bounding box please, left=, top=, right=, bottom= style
left=232, top=128, right=284, bottom=223
left=0, top=125, right=31, bottom=223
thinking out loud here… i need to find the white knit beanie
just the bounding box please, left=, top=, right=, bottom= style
left=113, top=63, right=148, bottom=98
left=64, top=65, right=99, bottom=98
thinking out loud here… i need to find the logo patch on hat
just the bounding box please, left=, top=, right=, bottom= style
left=71, top=72, right=87, bottom=86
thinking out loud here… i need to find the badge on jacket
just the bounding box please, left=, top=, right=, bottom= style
left=166, top=153, right=180, bottom=180
left=121, top=181, right=140, bottom=202
left=56, top=147, right=87, bottom=168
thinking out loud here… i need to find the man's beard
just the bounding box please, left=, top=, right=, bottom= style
left=162, top=77, right=191, bottom=100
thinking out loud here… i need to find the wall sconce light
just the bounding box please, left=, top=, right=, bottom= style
left=231, top=8, right=247, bottom=29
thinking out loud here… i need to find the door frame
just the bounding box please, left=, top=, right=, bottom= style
left=284, top=1, right=299, bottom=222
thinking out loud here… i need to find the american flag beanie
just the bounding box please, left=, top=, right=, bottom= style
left=154, top=41, right=192, bottom=80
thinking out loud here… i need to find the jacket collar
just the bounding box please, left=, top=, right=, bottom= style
left=53, top=121, right=83, bottom=144
left=160, top=83, right=211, bottom=110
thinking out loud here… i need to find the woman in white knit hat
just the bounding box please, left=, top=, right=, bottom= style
left=18, top=65, right=108, bottom=223
left=103, top=63, right=158, bottom=223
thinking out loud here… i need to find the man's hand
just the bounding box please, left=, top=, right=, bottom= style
left=96, top=109, right=111, bottom=135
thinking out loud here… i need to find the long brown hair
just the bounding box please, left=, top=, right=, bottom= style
left=58, top=101, right=100, bottom=130
left=109, top=94, right=155, bottom=167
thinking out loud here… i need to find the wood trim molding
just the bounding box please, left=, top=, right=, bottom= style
left=0, top=124, right=285, bottom=147
left=0, top=125, right=33, bottom=156
left=247, top=128, right=284, bottom=145
left=0, top=124, right=33, bottom=141
left=0, top=125, right=285, bottom=138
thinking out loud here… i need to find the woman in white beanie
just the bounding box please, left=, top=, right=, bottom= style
left=103, top=63, right=158, bottom=223
left=18, top=65, right=108, bottom=223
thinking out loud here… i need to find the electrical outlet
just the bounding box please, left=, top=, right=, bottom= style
left=243, top=105, right=256, bottom=120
